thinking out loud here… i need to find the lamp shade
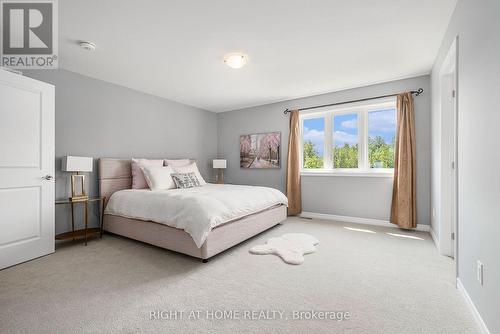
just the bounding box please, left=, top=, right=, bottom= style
left=62, top=156, right=93, bottom=172
left=213, top=159, right=227, bottom=169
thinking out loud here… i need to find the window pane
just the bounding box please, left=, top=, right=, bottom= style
left=333, top=114, right=358, bottom=168
left=368, top=108, right=396, bottom=168
left=303, top=118, right=324, bottom=168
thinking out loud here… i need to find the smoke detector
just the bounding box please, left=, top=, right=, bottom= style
left=79, top=41, right=96, bottom=51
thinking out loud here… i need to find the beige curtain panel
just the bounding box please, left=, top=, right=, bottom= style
left=390, top=92, right=417, bottom=229
left=286, top=110, right=302, bottom=216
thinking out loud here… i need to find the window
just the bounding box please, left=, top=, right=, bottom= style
left=333, top=113, right=358, bottom=168
left=300, top=98, right=397, bottom=175
left=302, top=117, right=324, bottom=169
left=368, top=109, right=396, bottom=169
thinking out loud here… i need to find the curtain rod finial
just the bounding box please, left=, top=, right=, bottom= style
left=284, top=108, right=290, bottom=115
left=415, top=88, right=424, bottom=96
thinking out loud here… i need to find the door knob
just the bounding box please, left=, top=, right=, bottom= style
left=42, top=175, right=53, bottom=180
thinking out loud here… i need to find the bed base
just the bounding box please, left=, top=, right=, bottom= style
left=103, top=205, right=286, bottom=260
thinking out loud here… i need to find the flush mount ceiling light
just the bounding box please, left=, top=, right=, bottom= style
left=223, top=52, right=248, bottom=69
left=79, top=41, right=96, bottom=51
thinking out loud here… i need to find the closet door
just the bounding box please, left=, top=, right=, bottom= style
left=0, top=69, right=55, bottom=269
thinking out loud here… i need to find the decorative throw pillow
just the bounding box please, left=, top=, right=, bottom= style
left=172, top=162, right=207, bottom=185
left=141, top=165, right=176, bottom=190
left=131, top=158, right=164, bottom=189
left=171, top=172, right=201, bottom=189
left=164, top=159, right=191, bottom=167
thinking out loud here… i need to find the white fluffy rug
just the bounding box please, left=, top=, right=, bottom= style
left=249, top=233, right=319, bottom=264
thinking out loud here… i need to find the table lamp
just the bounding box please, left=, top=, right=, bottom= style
left=62, top=156, right=93, bottom=201
left=213, top=159, right=227, bottom=184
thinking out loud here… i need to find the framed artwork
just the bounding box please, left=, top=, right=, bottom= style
left=240, top=132, right=281, bottom=169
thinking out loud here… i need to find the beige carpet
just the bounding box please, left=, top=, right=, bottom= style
left=0, top=217, right=478, bottom=334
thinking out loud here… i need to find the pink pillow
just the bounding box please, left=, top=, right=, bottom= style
left=164, top=159, right=191, bottom=167
left=131, top=158, right=164, bottom=189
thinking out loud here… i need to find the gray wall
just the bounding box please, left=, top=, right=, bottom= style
left=431, top=0, right=500, bottom=332
left=217, top=75, right=431, bottom=224
left=24, top=69, right=218, bottom=235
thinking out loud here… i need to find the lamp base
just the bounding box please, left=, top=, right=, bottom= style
left=71, top=173, right=88, bottom=201
left=215, top=169, right=224, bottom=184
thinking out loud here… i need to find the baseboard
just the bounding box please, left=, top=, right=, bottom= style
left=457, top=278, right=491, bottom=334
left=429, top=227, right=439, bottom=249
left=300, top=211, right=430, bottom=232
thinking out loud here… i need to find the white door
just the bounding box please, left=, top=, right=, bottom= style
left=440, top=73, right=456, bottom=257
left=438, top=37, right=458, bottom=260
left=0, top=69, right=55, bottom=269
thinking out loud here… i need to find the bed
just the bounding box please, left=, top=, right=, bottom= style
left=98, top=158, right=288, bottom=261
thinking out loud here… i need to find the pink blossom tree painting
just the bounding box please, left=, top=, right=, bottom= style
left=240, top=132, right=281, bottom=168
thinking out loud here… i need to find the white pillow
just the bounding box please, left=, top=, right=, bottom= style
left=172, top=162, right=206, bottom=185
left=140, top=165, right=176, bottom=190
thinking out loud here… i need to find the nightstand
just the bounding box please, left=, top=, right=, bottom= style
left=55, top=197, right=105, bottom=246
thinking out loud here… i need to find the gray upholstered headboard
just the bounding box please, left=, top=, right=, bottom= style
left=98, top=158, right=132, bottom=208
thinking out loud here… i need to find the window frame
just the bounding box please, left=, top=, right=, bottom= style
left=299, top=97, right=397, bottom=177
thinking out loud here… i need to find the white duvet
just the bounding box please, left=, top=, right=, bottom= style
left=105, top=184, right=288, bottom=248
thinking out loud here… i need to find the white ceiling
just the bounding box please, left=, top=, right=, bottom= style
left=59, top=0, right=457, bottom=112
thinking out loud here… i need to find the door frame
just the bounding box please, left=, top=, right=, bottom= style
left=438, top=37, right=459, bottom=277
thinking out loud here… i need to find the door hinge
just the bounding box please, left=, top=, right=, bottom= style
left=451, top=161, right=455, bottom=169
left=452, top=90, right=456, bottom=98
left=451, top=232, right=455, bottom=240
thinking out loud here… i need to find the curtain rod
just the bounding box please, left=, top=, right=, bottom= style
left=283, top=88, right=423, bottom=115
